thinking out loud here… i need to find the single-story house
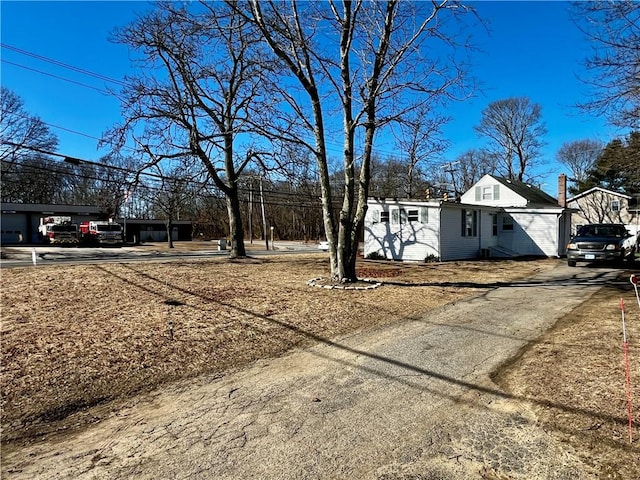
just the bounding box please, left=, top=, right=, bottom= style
left=364, top=174, right=572, bottom=261
left=566, top=187, right=639, bottom=236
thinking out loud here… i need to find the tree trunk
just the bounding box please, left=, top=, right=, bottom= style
left=166, top=219, right=174, bottom=248
left=227, top=185, right=246, bottom=258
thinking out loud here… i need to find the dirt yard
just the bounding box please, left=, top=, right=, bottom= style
left=496, top=275, right=640, bottom=480
left=1, top=254, right=638, bottom=477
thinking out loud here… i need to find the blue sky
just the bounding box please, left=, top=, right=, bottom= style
left=0, top=1, right=623, bottom=196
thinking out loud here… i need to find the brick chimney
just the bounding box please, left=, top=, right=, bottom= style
left=558, top=173, right=567, bottom=208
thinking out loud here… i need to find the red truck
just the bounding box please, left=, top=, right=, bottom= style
left=79, top=220, right=123, bottom=246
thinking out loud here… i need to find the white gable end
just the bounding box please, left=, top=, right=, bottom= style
left=461, top=174, right=527, bottom=207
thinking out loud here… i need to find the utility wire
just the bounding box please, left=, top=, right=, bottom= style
left=2, top=44, right=407, bottom=159
left=1, top=60, right=113, bottom=96
left=1, top=43, right=128, bottom=87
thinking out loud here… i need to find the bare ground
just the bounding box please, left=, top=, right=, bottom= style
left=1, top=253, right=639, bottom=478
left=495, top=275, right=640, bottom=480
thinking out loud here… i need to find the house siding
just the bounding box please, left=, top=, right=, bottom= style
left=460, top=174, right=526, bottom=207
left=501, top=210, right=560, bottom=256
left=440, top=205, right=484, bottom=261
left=567, top=188, right=638, bottom=236
left=364, top=201, right=441, bottom=261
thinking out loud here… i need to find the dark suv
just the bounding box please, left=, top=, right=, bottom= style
left=567, top=223, right=635, bottom=267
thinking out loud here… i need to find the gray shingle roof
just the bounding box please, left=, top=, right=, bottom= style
left=492, top=176, right=558, bottom=206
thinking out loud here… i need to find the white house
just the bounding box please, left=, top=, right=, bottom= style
left=364, top=174, right=572, bottom=261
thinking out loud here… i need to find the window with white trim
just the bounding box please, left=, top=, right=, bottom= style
left=391, top=208, right=400, bottom=224
left=408, top=209, right=419, bottom=222
left=611, top=200, right=620, bottom=212
left=502, top=215, right=514, bottom=231
left=380, top=211, right=390, bottom=223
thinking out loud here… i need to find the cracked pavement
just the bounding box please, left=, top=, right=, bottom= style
left=1, top=264, right=618, bottom=479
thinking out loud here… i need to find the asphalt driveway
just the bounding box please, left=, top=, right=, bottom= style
left=2, top=263, right=620, bottom=479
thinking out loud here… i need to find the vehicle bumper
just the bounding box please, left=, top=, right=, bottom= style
left=567, top=250, right=624, bottom=262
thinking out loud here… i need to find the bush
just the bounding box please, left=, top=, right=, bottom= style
left=366, top=251, right=385, bottom=260
left=424, top=254, right=440, bottom=263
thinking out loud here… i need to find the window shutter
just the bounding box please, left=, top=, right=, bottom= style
left=493, top=184, right=500, bottom=200
left=475, top=186, right=481, bottom=202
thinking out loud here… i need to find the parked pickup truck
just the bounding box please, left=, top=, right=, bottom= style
left=567, top=223, right=636, bottom=267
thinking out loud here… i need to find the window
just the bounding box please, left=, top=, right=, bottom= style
left=380, top=211, right=390, bottom=223
left=420, top=207, right=429, bottom=224
left=392, top=208, right=408, bottom=225
left=502, top=216, right=514, bottom=231
left=408, top=209, right=419, bottom=222
left=611, top=200, right=620, bottom=212
left=475, top=184, right=500, bottom=202
left=461, top=209, right=478, bottom=237
left=371, top=210, right=380, bottom=223
left=491, top=214, right=498, bottom=236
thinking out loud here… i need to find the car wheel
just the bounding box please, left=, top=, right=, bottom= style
left=568, top=260, right=577, bottom=267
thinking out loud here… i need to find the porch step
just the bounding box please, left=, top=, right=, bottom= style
left=488, top=245, right=519, bottom=258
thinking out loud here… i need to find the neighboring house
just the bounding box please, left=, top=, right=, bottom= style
left=364, top=174, right=572, bottom=261
left=566, top=187, right=640, bottom=236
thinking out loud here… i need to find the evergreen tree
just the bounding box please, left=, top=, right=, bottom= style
left=576, top=131, right=640, bottom=194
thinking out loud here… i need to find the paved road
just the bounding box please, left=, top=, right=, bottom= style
left=2, top=264, right=620, bottom=479
left=0, top=241, right=323, bottom=268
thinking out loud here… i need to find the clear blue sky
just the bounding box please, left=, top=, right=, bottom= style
left=0, top=1, right=623, bottom=196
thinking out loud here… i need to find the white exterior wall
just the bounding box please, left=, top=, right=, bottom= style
left=500, top=210, right=561, bottom=256
left=440, top=205, right=499, bottom=261
left=460, top=174, right=527, bottom=207
left=364, top=200, right=441, bottom=261
left=440, top=207, right=479, bottom=261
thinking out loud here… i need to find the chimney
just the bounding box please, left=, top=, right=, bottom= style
left=558, top=173, right=567, bottom=208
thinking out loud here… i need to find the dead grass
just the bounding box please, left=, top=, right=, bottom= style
left=1, top=255, right=554, bottom=444
left=495, top=276, right=640, bottom=479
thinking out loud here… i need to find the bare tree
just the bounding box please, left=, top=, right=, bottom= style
left=241, top=0, right=474, bottom=281
left=573, top=1, right=640, bottom=129
left=107, top=2, right=276, bottom=258
left=555, top=139, right=603, bottom=193
left=1, top=87, right=59, bottom=202
left=435, top=149, right=496, bottom=195
left=392, top=106, right=449, bottom=198
left=140, top=163, right=204, bottom=248
left=475, top=97, right=547, bottom=182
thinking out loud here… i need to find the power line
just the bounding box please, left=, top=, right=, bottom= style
left=1, top=43, right=128, bottom=87
left=1, top=60, right=113, bottom=95
left=1, top=44, right=415, bottom=161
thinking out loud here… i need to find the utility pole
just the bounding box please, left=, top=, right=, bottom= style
left=249, top=180, right=253, bottom=244
left=442, top=161, right=460, bottom=199
left=260, top=177, right=268, bottom=251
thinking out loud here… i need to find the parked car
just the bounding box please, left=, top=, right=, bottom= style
left=318, top=240, right=329, bottom=251
left=567, top=223, right=635, bottom=267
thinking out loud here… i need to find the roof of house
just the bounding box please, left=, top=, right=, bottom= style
left=491, top=176, right=559, bottom=206
left=566, top=186, right=632, bottom=203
